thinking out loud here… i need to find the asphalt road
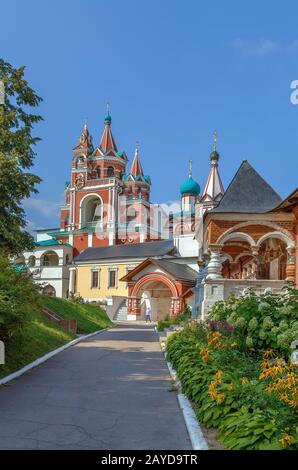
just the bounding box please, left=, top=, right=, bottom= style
left=0, top=323, right=191, bottom=450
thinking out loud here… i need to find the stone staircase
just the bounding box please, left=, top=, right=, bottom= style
left=114, top=299, right=128, bottom=321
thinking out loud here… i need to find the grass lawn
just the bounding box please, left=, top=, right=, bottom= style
left=0, top=310, right=74, bottom=378
left=42, top=296, right=113, bottom=334
left=0, top=297, right=113, bottom=379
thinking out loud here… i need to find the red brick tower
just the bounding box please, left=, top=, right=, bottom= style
left=58, top=112, right=128, bottom=254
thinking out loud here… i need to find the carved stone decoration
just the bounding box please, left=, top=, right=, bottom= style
left=75, top=174, right=85, bottom=190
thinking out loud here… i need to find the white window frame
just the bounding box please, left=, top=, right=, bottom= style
left=90, top=269, right=100, bottom=289
left=108, top=268, right=118, bottom=289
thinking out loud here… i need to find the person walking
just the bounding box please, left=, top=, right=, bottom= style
left=145, top=303, right=152, bottom=323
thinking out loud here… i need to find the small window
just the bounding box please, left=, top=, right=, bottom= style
left=96, top=167, right=101, bottom=179
left=108, top=269, right=117, bottom=288
left=28, top=255, right=36, bottom=267
left=107, top=166, right=114, bottom=177
left=91, top=270, right=100, bottom=288
left=77, top=157, right=85, bottom=168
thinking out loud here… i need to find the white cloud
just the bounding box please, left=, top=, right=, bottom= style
left=233, top=39, right=298, bottom=56
left=24, top=220, right=44, bottom=237
left=23, top=196, right=63, bottom=218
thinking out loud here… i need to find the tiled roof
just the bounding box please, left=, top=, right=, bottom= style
left=211, top=160, right=281, bottom=213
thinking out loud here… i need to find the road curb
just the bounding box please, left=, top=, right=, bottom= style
left=155, top=328, right=209, bottom=450
left=0, top=327, right=111, bottom=386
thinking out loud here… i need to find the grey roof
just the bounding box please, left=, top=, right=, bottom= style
left=211, top=160, right=282, bottom=213
left=150, top=259, right=197, bottom=282
left=74, top=240, right=175, bottom=262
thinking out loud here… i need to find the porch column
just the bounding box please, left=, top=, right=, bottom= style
left=169, top=297, right=184, bottom=317
left=286, top=246, right=296, bottom=283
left=128, top=296, right=141, bottom=316
left=251, top=245, right=261, bottom=279
left=69, top=267, right=76, bottom=295
left=192, top=260, right=207, bottom=318
left=206, top=245, right=223, bottom=280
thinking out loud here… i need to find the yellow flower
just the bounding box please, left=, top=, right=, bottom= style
left=227, top=383, right=234, bottom=391
left=278, top=393, right=289, bottom=401
left=241, top=377, right=249, bottom=384
left=263, top=349, right=275, bottom=358
left=215, top=370, right=223, bottom=380
left=231, top=342, right=237, bottom=348
left=279, top=434, right=292, bottom=448
left=216, top=393, right=225, bottom=404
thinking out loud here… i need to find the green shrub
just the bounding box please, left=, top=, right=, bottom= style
left=208, top=289, right=298, bottom=357
left=166, top=321, right=298, bottom=450
left=157, top=305, right=192, bottom=331
left=0, top=252, right=41, bottom=342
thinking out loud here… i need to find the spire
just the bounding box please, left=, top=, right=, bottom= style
left=201, top=131, right=224, bottom=204
left=210, top=129, right=220, bottom=163
left=188, top=159, right=193, bottom=178
left=99, top=105, right=118, bottom=152
left=73, top=120, right=94, bottom=155
left=130, top=141, right=144, bottom=177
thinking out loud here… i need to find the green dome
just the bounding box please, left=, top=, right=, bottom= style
left=180, top=176, right=200, bottom=196
left=104, top=113, right=111, bottom=122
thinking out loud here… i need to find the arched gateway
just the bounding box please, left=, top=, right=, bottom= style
left=121, top=258, right=196, bottom=321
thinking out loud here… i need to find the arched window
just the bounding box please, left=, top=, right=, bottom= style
left=43, top=284, right=56, bottom=296
left=28, top=255, right=36, bottom=267
left=107, top=166, right=114, bottom=177
left=77, top=157, right=85, bottom=169
left=65, top=254, right=70, bottom=265
left=96, top=167, right=101, bottom=179
left=80, top=194, right=103, bottom=227
left=41, top=251, right=59, bottom=267
left=119, top=171, right=123, bottom=180
left=137, top=187, right=142, bottom=199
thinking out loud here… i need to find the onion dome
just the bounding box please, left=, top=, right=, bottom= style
left=180, top=160, right=200, bottom=195
left=180, top=176, right=200, bottom=196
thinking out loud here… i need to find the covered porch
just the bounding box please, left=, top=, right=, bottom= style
left=120, top=258, right=196, bottom=321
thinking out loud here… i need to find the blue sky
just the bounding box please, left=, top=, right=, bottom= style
left=1, top=0, right=298, bottom=231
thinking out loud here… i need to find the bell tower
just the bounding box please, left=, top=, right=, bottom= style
left=59, top=110, right=128, bottom=254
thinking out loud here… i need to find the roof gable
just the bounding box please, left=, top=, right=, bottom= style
left=120, top=258, right=197, bottom=283
left=211, top=160, right=281, bottom=213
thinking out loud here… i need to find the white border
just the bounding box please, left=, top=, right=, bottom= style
left=156, top=327, right=209, bottom=451
left=0, top=328, right=110, bottom=386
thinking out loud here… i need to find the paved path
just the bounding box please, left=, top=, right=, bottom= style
left=0, top=323, right=191, bottom=450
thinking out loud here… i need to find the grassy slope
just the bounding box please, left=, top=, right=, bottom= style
left=0, top=310, right=74, bottom=378
left=42, top=296, right=113, bottom=334
left=0, top=297, right=113, bottom=379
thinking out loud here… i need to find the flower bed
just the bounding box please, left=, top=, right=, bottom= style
left=166, top=289, right=298, bottom=450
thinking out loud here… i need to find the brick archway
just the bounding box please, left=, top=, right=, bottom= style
left=131, top=273, right=178, bottom=298
left=128, top=273, right=184, bottom=319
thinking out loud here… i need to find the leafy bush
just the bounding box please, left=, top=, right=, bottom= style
left=166, top=321, right=298, bottom=450
left=157, top=305, right=192, bottom=331
left=208, top=289, right=298, bottom=357
left=0, top=252, right=41, bottom=341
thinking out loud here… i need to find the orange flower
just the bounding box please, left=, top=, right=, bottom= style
left=263, top=349, right=275, bottom=358
left=215, top=370, right=223, bottom=380
left=279, top=434, right=292, bottom=448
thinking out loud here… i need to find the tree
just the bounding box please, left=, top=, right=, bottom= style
left=0, top=59, right=43, bottom=255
